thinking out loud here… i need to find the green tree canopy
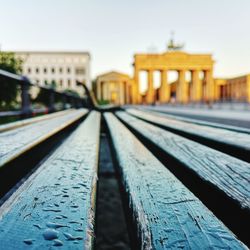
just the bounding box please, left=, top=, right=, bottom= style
left=0, top=52, right=23, bottom=109
left=63, top=89, right=80, bottom=97
left=35, top=80, right=57, bottom=106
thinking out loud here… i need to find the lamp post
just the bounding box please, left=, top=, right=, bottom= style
left=76, top=81, right=96, bottom=109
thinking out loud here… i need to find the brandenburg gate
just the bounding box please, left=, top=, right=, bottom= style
left=132, top=51, right=214, bottom=104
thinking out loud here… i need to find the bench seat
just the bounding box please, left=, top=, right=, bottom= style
left=0, top=109, right=88, bottom=167
left=105, top=112, right=246, bottom=249
left=0, top=111, right=100, bottom=249
left=0, top=109, right=75, bottom=133
left=117, top=111, right=250, bottom=211
left=126, top=108, right=250, bottom=162
left=136, top=106, right=250, bottom=134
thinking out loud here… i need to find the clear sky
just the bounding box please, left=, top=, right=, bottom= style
left=1, top=0, right=250, bottom=79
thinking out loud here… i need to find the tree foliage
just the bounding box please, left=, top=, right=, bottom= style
left=63, top=89, right=80, bottom=97
left=34, top=80, right=57, bottom=106
left=34, top=82, right=80, bottom=107
left=34, top=88, right=51, bottom=106
left=0, top=52, right=23, bottom=109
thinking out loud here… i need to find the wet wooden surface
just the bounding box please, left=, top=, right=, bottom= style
left=126, top=108, right=250, bottom=162
left=136, top=106, right=250, bottom=134
left=0, top=111, right=100, bottom=249
left=105, top=113, right=246, bottom=249
left=0, top=109, right=88, bottom=167
left=0, top=109, right=75, bottom=133
left=117, top=111, right=250, bottom=211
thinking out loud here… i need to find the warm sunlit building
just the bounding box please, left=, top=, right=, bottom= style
left=132, top=50, right=214, bottom=104
left=214, top=75, right=250, bottom=102
left=95, top=52, right=250, bottom=106
left=95, top=71, right=132, bottom=105
left=131, top=46, right=250, bottom=104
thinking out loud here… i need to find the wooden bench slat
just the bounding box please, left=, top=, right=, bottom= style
left=104, top=113, right=246, bottom=249
left=0, top=111, right=100, bottom=249
left=0, top=109, right=88, bottom=167
left=0, top=109, right=76, bottom=133
left=137, top=106, right=250, bottom=134
left=126, top=108, right=250, bottom=162
left=117, top=111, right=250, bottom=211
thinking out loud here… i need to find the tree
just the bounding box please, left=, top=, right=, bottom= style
left=63, top=89, right=80, bottom=97
left=34, top=80, right=57, bottom=106
left=0, top=52, right=23, bottom=109
left=34, top=88, right=51, bottom=106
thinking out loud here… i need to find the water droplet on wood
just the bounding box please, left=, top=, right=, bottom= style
left=53, top=239, right=64, bottom=246
left=23, top=239, right=33, bottom=245
left=43, top=229, right=59, bottom=240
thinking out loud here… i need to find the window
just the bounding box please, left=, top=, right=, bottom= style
left=67, top=67, right=71, bottom=74
left=59, top=68, right=63, bottom=73
left=51, top=80, right=56, bottom=87
left=68, top=79, right=71, bottom=87
left=75, top=68, right=85, bottom=75
left=44, top=80, right=48, bottom=85
left=60, top=79, right=63, bottom=87
left=44, top=68, right=47, bottom=74
left=51, top=68, right=55, bottom=73
left=27, top=68, right=31, bottom=74
left=36, top=68, right=39, bottom=73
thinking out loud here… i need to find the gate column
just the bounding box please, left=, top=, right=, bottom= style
left=159, top=70, right=170, bottom=103
left=146, top=70, right=154, bottom=104
left=132, top=68, right=141, bottom=104
left=191, top=70, right=202, bottom=102
left=205, top=70, right=214, bottom=101
left=177, top=70, right=188, bottom=103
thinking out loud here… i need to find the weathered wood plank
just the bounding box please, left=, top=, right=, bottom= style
left=135, top=106, right=250, bottom=134
left=0, top=109, right=75, bottom=133
left=0, top=109, right=88, bottom=167
left=0, top=111, right=100, bottom=249
left=117, top=111, right=250, bottom=211
left=126, top=108, right=250, bottom=162
left=105, top=113, right=246, bottom=249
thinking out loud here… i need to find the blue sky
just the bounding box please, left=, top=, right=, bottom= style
left=0, top=0, right=250, bottom=79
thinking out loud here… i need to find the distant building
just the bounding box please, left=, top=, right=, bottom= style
left=132, top=48, right=250, bottom=104
left=95, top=71, right=133, bottom=105
left=13, top=51, right=91, bottom=96
left=214, top=75, right=250, bottom=102
left=95, top=51, right=250, bottom=105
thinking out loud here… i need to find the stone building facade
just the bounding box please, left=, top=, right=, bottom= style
left=96, top=49, right=250, bottom=105
left=214, top=75, right=250, bottom=102
left=95, top=71, right=132, bottom=105
left=14, top=51, right=91, bottom=96
left=132, top=51, right=214, bottom=104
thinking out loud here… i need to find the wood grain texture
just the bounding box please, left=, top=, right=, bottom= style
left=105, top=113, right=247, bottom=250
left=0, top=109, right=75, bottom=133
left=0, top=109, right=88, bottom=167
left=0, top=111, right=100, bottom=250
left=117, top=111, right=250, bottom=211
left=135, top=106, right=250, bottom=134
left=126, top=108, right=250, bottom=160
